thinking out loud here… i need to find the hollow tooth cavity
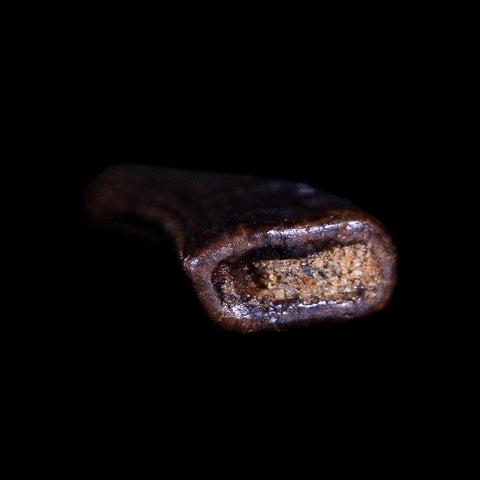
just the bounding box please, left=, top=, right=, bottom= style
left=217, top=243, right=384, bottom=308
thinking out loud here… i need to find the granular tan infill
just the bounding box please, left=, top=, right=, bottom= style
left=218, top=243, right=384, bottom=307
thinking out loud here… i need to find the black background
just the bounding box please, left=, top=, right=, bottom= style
left=12, top=6, right=458, bottom=467
left=50, top=20, right=430, bottom=421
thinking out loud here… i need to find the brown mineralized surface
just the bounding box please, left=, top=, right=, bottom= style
left=85, top=165, right=397, bottom=333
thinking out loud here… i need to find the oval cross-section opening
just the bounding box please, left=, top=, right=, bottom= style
left=213, top=242, right=385, bottom=310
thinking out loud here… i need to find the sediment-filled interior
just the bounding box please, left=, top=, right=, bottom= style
left=216, top=243, right=384, bottom=308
